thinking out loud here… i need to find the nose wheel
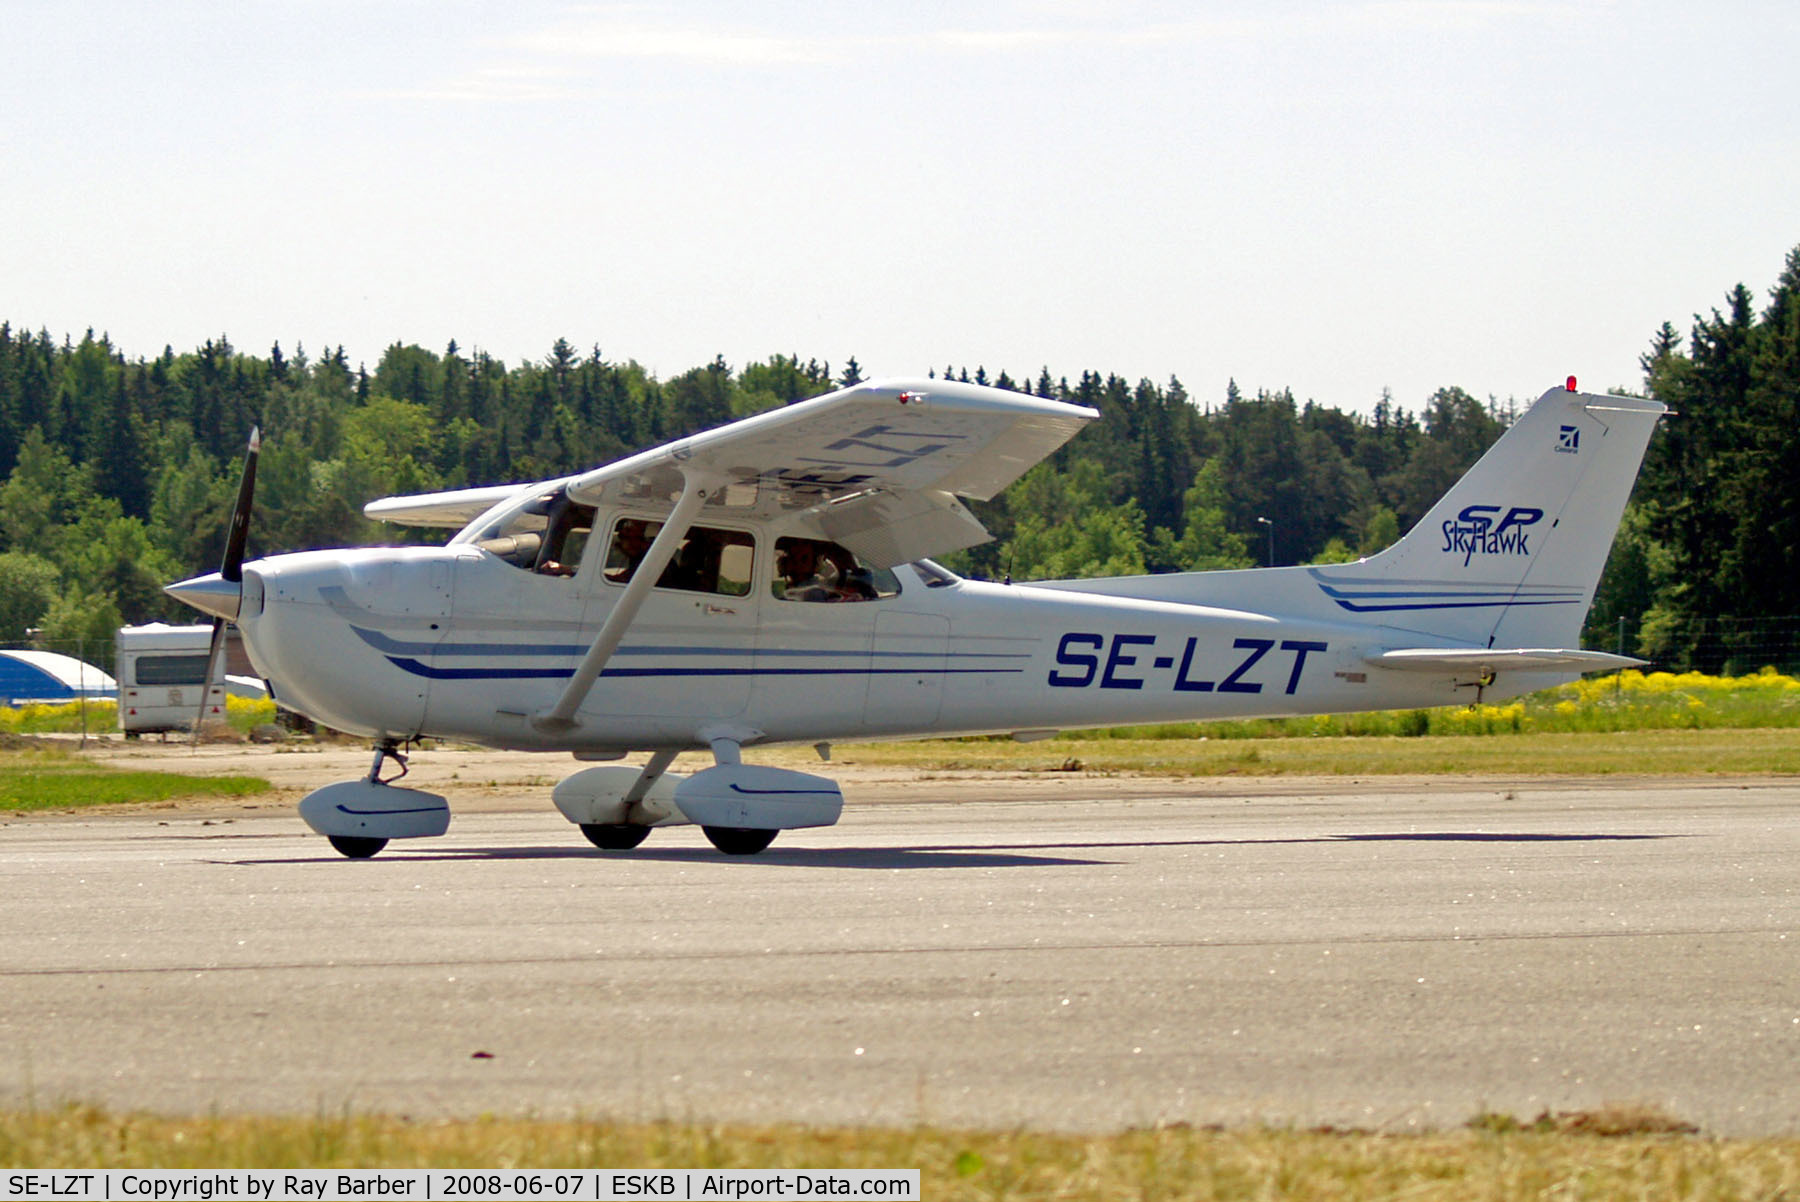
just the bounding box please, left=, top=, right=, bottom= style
left=328, top=835, right=389, bottom=859
left=703, top=826, right=778, bottom=855
left=580, top=823, right=652, bottom=850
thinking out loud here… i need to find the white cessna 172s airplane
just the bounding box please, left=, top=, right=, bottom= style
left=166, top=375, right=1664, bottom=859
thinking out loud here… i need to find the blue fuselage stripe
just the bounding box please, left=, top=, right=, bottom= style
left=1317, top=585, right=1576, bottom=601
left=384, top=657, right=1020, bottom=681
left=351, top=625, right=1023, bottom=661
left=1326, top=598, right=1578, bottom=613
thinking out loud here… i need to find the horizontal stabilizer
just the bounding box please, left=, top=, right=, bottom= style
left=1367, top=648, right=1644, bottom=674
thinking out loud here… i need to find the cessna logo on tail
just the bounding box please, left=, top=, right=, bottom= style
left=1442, top=504, right=1543, bottom=565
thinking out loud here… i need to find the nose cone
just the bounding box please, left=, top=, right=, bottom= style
left=164, top=572, right=242, bottom=622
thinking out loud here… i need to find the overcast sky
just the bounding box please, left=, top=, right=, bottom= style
left=4, top=1, right=1797, bottom=414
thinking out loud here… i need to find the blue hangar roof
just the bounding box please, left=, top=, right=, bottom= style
left=0, top=650, right=118, bottom=706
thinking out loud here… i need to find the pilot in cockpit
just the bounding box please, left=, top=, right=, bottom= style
left=775, top=538, right=829, bottom=601
left=775, top=538, right=879, bottom=602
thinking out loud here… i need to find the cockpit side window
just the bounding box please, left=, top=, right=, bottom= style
left=468, top=487, right=595, bottom=577
left=471, top=498, right=550, bottom=569
left=772, top=538, right=900, bottom=603
left=535, top=493, right=595, bottom=577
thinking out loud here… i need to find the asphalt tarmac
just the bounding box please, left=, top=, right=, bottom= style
left=3, top=748, right=1798, bottom=1135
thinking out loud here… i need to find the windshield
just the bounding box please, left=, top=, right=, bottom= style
left=449, top=485, right=557, bottom=546
left=909, top=559, right=961, bottom=588
left=450, top=484, right=594, bottom=575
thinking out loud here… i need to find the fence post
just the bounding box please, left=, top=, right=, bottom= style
left=77, top=633, right=88, bottom=749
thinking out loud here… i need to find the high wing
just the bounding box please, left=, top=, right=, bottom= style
left=363, top=483, right=535, bottom=528
left=366, top=377, right=1099, bottom=565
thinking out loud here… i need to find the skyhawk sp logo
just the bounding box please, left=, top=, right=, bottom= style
left=1441, top=504, right=1543, bottom=565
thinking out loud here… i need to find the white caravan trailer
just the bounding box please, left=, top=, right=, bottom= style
left=115, top=623, right=227, bottom=736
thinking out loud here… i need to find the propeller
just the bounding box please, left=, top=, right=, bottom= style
left=189, top=427, right=261, bottom=744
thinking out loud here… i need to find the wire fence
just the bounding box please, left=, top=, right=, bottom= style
left=1586, top=616, right=1800, bottom=676
left=0, top=635, right=115, bottom=746
left=1, top=636, right=117, bottom=688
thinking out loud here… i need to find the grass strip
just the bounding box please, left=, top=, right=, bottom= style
left=835, top=727, right=1800, bottom=777
left=5, top=1106, right=1800, bottom=1199
left=0, top=752, right=270, bottom=812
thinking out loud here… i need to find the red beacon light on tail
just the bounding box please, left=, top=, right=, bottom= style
left=1566, top=375, right=1578, bottom=392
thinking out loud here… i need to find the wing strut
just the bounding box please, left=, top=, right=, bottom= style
left=532, top=471, right=717, bottom=733
left=622, top=749, right=680, bottom=821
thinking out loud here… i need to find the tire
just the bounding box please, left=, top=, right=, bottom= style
left=580, top=823, right=651, bottom=850
left=702, top=826, right=778, bottom=856
left=327, top=835, right=388, bottom=859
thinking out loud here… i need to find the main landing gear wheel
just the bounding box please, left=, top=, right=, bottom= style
left=580, top=823, right=651, bottom=850
left=703, top=826, right=778, bottom=856
left=328, top=835, right=388, bottom=859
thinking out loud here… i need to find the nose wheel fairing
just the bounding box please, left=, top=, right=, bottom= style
left=298, top=743, right=450, bottom=857
left=297, top=780, right=451, bottom=841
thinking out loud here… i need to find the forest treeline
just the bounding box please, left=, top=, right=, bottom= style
left=2, top=245, right=1795, bottom=673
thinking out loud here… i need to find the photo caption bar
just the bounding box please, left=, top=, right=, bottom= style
left=1, top=1171, right=920, bottom=1201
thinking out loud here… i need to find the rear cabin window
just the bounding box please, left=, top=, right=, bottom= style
left=605, top=518, right=754, bottom=597
left=132, top=655, right=212, bottom=686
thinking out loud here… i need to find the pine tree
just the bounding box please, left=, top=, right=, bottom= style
left=98, top=370, right=151, bottom=519
left=0, top=323, right=20, bottom=478
left=1641, top=284, right=1758, bottom=669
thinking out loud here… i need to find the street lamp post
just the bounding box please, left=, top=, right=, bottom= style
left=1256, top=516, right=1275, bottom=567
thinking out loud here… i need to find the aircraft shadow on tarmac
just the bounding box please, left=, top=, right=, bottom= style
left=229, top=830, right=1679, bottom=870
left=1331, top=832, right=1677, bottom=843
left=231, top=845, right=1110, bottom=869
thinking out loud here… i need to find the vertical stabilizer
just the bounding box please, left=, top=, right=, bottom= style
left=1308, top=385, right=1665, bottom=648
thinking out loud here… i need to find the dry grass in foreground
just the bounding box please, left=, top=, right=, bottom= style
left=6, top=1105, right=1800, bottom=1200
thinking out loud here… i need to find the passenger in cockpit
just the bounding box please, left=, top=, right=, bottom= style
left=605, top=519, right=655, bottom=582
